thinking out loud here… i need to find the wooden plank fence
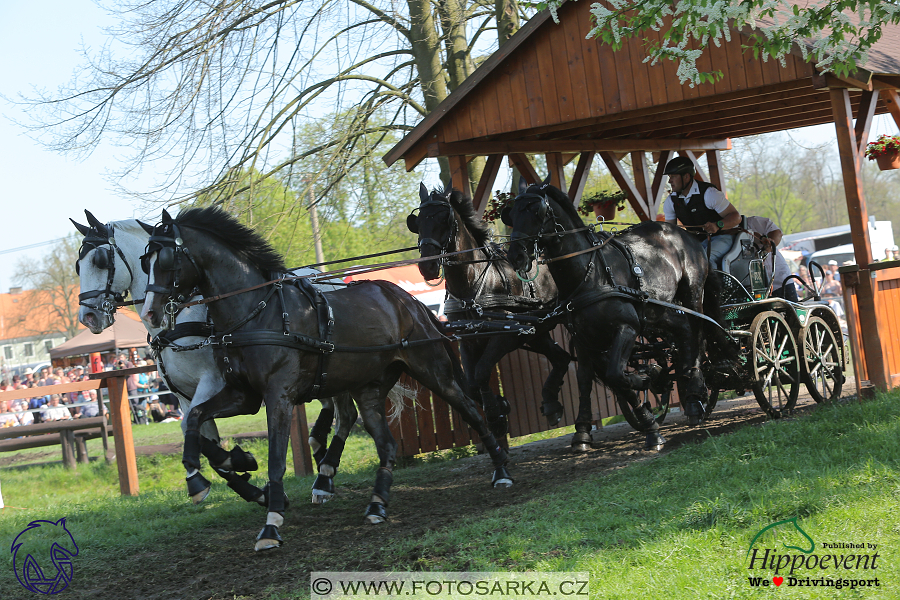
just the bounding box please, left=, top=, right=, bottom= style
left=842, top=262, right=900, bottom=395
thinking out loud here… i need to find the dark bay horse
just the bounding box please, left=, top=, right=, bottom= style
left=503, top=184, right=729, bottom=448
left=408, top=184, right=571, bottom=436
left=141, top=207, right=512, bottom=551
left=71, top=212, right=356, bottom=507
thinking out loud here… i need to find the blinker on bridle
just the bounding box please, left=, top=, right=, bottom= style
left=407, top=194, right=458, bottom=285
left=142, top=221, right=201, bottom=324
left=76, top=223, right=136, bottom=321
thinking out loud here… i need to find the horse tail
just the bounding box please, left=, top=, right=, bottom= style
left=702, top=270, right=739, bottom=363
left=386, top=382, right=416, bottom=424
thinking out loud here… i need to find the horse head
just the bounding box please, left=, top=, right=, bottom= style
left=408, top=182, right=457, bottom=281
left=140, top=209, right=200, bottom=329
left=72, top=210, right=135, bottom=333
left=503, top=183, right=559, bottom=274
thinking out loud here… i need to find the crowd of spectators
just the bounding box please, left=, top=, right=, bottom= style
left=0, top=352, right=181, bottom=428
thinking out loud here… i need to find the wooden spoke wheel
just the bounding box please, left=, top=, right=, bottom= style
left=749, top=311, right=800, bottom=417
left=800, top=316, right=844, bottom=403
left=619, top=336, right=672, bottom=431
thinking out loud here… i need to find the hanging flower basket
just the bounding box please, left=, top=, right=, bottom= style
left=578, top=189, right=626, bottom=221
left=483, top=191, right=514, bottom=223
left=865, top=134, right=900, bottom=171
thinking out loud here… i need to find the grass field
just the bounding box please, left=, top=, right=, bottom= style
left=1, top=390, right=899, bottom=599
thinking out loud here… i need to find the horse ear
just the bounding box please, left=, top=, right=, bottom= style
left=84, top=210, right=105, bottom=232
left=137, top=220, right=155, bottom=235
left=419, top=182, right=429, bottom=205
left=541, top=174, right=552, bottom=187
left=517, top=177, right=528, bottom=195
left=161, top=209, right=173, bottom=223
left=70, top=219, right=91, bottom=236
left=406, top=213, right=419, bottom=234
left=500, top=205, right=513, bottom=227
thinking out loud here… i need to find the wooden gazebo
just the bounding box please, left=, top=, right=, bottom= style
left=385, top=1, right=900, bottom=404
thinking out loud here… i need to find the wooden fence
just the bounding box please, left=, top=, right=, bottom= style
left=385, top=325, right=665, bottom=456
left=843, top=262, right=900, bottom=395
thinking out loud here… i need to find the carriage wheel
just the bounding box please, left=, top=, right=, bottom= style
left=749, top=311, right=800, bottom=417
left=800, top=316, right=843, bottom=403
left=618, top=336, right=672, bottom=431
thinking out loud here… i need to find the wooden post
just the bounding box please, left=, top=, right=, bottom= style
left=472, top=154, right=503, bottom=216
left=60, top=430, right=76, bottom=470
left=546, top=152, right=566, bottom=189
left=106, top=375, right=139, bottom=496
left=448, top=155, right=472, bottom=198
left=290, top=405, right=314, bottom=477
left=831, top=87, right=891, bottom=389
left=75, top=435, right=88, bottom=464
left=567, top=152, right=595, bottom=204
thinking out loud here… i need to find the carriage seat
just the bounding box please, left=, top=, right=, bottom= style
left=718, top=216, right=754, bottom=276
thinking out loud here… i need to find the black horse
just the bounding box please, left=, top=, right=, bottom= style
left=408, top=184, right=571, bottom=437
left=140, top=207, right=512, bottom=551
left=503, top=184, right=730, bottom=449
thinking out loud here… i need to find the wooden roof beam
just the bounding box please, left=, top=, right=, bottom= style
left=508, top=154, right=541, bottom=185
left=429, top=139, right=730, bottom=158
left=599, top=152, right=652, bottom=222
left=466, top=80, right=815, bottom=144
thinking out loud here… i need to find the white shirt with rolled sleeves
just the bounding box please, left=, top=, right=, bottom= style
left=744, top=216, right=792, bottom=290
left=662, top=181, right=731, bottom=222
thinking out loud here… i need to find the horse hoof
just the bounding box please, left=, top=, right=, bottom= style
left=364, top=502, right=387, bottom=524
left=229, top=445, right=258, bottom=472
left=546, top=410, right=563, bottom=427
left=254, top=524, right=283, bottom=551
left=311, top=490, right=334, bottom=504
left=571, top=443, right=591, bottom=453
left=644, top=433, right=666, bottom=451
left=491, top=465, right=514, bottom=488
left=255, top=538, right=281, bottom=551
left=186, top=472, right=211, bottom=505
left=688, top=414, right=703, bottom=426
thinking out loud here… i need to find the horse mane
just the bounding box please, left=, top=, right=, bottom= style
left=174, top=207, right=286, bottom=273
left=535, top=184, right=585, bottom=226
left=438, top=187, right=493, bottom=246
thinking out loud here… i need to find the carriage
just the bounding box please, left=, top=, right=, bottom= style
left=627, top=220, right=847, bottom=430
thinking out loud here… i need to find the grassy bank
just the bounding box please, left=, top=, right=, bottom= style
left=1, top=391, right=898, bottom=599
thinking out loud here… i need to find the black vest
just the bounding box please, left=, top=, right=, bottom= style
left=671, top=181, right=722, bottom=229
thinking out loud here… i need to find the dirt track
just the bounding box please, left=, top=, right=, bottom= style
left=4, top=380, right=853, bottom=599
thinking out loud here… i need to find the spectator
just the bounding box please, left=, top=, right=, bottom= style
left=0, top=400, right=18, bottom=428
left=41, top=395, right=73, bottom=421
left=79, top=390, right=105, bottom=418
left=12, top=399, right=34, bottom=426
left=0, top=379, right=11, bottom=391
left=822, top=272, right=842, bottom=297
left=22, top=368, right=35, bottom=386
left=893, top=245, right=900, bottom=261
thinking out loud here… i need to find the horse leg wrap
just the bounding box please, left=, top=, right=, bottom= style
left=224, top=473, right=266, bottom=504
left=186, top=470, right=211, bottom=505
left=255, top=512, right=284, bottom=552
left=227, top=445, right=258, bottom=472
left=200, top=436, right=230, bottom=466
left=309, top=408, right=334, bottom=467
left=372, top=468, right=393, bottom=506
left=363, top=468, right=392, bottom=524
left=321, top=436, right=345, bottom=471
left=480, top=433, right=509, bottom=469
left=260, top=482, right=290, bottom=511
left=182, top=429, right=203, bottom=471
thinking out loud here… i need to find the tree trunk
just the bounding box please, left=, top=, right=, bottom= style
left=496, top=0, right=520, bottom=46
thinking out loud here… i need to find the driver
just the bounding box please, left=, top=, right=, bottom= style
left=662, top=156, right=740, bottom=269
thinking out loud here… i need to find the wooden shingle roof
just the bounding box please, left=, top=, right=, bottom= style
left=385, top=1, right=900, bottom=170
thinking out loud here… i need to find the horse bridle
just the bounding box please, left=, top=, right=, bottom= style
left=141, top=221, right=202, bottom=323
left=76, top=223, right=137, bottom=321
left=407, top=195, right=459, bottom=263
left=502, top=190, right=563, bottom=263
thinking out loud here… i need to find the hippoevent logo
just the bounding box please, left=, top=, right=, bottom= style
left=11, top=518, right=79, bottom=594
left=746, top=518, right=881, bottom=591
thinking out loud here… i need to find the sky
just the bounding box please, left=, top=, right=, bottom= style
left=0, top=1, right=898, bottom=294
